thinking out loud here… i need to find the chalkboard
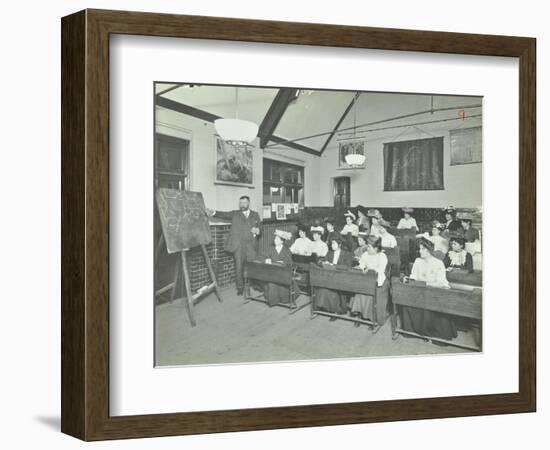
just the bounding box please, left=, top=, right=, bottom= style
left=156, top=189, right=212, bottom=253
left=450, top=126, right=482, bottom=165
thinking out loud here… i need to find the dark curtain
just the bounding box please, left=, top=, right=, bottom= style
left=383, top=136, right=444, bottom=191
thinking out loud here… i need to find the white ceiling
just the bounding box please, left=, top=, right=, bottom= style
left=155, top=82, right=482, bottom=153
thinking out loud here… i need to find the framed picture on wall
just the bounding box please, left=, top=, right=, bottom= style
left=450, top=126, right=483, bottom=165
left=215, top=138, right=254, bottom=187
left=61, top=9, right=535, bottom=441
left=337, top=140, right=366, bottom=169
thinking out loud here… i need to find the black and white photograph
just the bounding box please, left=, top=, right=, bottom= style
left=154, top=83, right=483, bottom=367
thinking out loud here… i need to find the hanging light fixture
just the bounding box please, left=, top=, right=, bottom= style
left=214, top=87, right=259, bottom=146
left=344, top=93, right=366, bottom=167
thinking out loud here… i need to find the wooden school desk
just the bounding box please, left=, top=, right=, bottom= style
left=243, top=261, right=310, bottom=313
left=390, top=278, right=482, bottom=351
left=309, top=266, right=386, bottom=332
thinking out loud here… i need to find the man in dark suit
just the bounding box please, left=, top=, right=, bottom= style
left=207, top=196, right=261, bottom=295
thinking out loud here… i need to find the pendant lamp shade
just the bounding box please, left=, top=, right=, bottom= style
left=214, top=118, right=259, bottom=145
left=345, top=153, right=366, bottom=166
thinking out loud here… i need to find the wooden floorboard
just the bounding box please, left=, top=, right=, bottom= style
left=155, top=286, right=476, bottom=366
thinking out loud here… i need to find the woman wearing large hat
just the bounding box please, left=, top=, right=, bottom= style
left=442, top=206, right=462, bottom=234
left=457, top=212, right=480, bottom=243
left=367, top=209, right=384, bottom=237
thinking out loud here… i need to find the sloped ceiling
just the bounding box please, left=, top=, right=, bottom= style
left=155, top=83, right=482, bottom=155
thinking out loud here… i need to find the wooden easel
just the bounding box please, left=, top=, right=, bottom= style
left=155, top=234, right=222, bottom=327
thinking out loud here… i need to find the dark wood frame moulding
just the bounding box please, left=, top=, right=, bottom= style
left=61, top=8, right=536, bottom=441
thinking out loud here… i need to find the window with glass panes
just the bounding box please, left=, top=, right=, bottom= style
left=263, top=158, right=304, bottom=206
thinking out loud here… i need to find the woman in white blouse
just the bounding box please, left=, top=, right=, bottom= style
left=349, top=235, right=391, bottom=327
left=367, top=209, right=383, bottom=237
left=290, top=225, right=312, bottom=255
left=308, top=226, right=328, bottom=257
left=400, top=237, right=457, bottom=341
left=377, top=218, right=398, bottom=249
left=397, top=207, right=419, bottom=231
left=340, top=211, right=360, bottom=237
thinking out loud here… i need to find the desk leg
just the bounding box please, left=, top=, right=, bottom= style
left=390, top=304, right=400, bottom=340
left=169, top=258, right=180, bottom=303
left=181, top=251, right=196, bottom=327
left=310, top=287, right=317, bottom=319
left=201, top=245, right=222, bottom=303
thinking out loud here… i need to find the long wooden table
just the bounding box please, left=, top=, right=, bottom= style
left=390, top=277, right=482, bottom=351
left=309, top=265, right=385, bottom=332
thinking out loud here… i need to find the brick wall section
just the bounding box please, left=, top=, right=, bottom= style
left=188, top=224, right=235, bottom=292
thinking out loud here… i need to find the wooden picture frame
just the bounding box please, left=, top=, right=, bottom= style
left=61, top=9, right=536, bottom=441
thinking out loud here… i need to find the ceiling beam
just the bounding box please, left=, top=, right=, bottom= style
left=156, top=95, right=320, bottom=156
left=258, top=88, right=299, bottom=148
left=267, top=135, right=320, bottom=156
left=319, top=92, right=360, bottom=154
left=155, top=83, right=185, bottom=97
left=156, top=96, right=221, bottom=122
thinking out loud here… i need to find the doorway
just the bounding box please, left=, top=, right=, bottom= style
left=333, top=176, right=350, bottom=207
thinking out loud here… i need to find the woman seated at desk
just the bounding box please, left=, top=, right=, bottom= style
left=400, top=237, right=457, bottom=342
left=313, top=236, right=353, bottom=319
left=290, top=224, right=312, bottom=255
left=377, top=218, right=398, bottom=249
left=349, top=236, right=390, bottom=327
left=367, top=209, right=383, bottom=237
left=457, top=213, right=480, bottom=243
left=442, top=206, right=462, bottom=236
left=323, top=219, right=341, bottom=250
left=264, top=230, right=293, bottom=306
left=341, top=211, right=360, bottom=237
left=355, top=206, right=370, bottom=232
left=416, top=220, right=449, bottom=260
left=308, top=226, right=329, bottom=258
left=397, top=207, right=419, bottom=231
left=353, top=232, right=369, bottom=261
left=444, top=236, right=474, bottom=273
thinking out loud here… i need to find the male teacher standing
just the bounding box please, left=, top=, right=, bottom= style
left=207, top=196, right=261, bottom=296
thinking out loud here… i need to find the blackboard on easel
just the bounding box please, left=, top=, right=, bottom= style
left=156, top=189, right=212, bottom=252
left=155, top=188, right=222, bottom=326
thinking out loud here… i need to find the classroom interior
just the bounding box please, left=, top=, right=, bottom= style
left=154, top=83, right=483, bottom=366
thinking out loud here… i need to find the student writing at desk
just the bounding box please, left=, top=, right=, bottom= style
left=264, top=230, right=293, bottom=307
left=313, top=236, right=353, bottom=319
left=349, top=236, right=390, bottom=327
left=400, top=237, right=458, bottom=342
